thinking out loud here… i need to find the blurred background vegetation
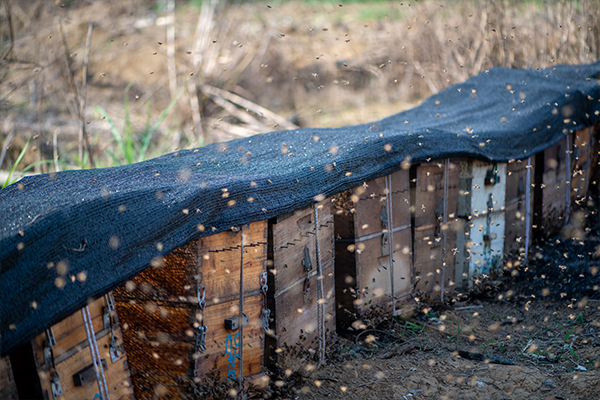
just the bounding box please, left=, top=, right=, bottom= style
left=0, top=0, right=599, bottom=179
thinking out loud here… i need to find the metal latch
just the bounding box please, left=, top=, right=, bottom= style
left=486, top=194, right=494, bottom=225
left=197, top=286, right=206, bottom=311
left=381, top=231, right=389, bottom=256
left=261, top=308, right=271, bottom=331
left=109, top=331, right=121, bottom=363
left=260, top=272, right=268, bottom=295
left=103, top=308, right=111, bottom=330
left=44, top=328, right=56, bottom=365
left=195, top=325, right=207, bottom=352
left=103, top=293, right=116, bottom=330
left=517, top=176, right=524, bottom=197
left=224, top=314, right=249, bottom=330
left=73, top=359, right=108, bottom=387
left=485, top=194, right=494, bottom=242
left=485, top=164, right=500, bottom=186
left=301, top=247, right=312, bottom=272
left=303, top=278, right=311, bottom=303
left=51, top=373, right=63, bottom=398
left=380, top=204, right=388, bottom=228
left=483, top=233, right=498, bottom=242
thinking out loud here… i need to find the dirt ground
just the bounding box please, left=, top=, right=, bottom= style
left=281, top=300, right=599, bottom=400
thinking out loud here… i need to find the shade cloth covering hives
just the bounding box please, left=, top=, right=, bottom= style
left=1, top=61, right=599, bottom=356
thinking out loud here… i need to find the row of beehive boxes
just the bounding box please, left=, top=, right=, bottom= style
left=2, top=127, right=596, bottom=399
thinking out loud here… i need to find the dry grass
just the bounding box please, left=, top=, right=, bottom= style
left=0, top=0, right=598, bottom=172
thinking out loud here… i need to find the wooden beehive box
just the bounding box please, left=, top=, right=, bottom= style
left=7, top=295, right=133, bottom=400
left=504, top=158, right=535, bottom=263
left=455, top=160, right=507, bottom=288
left=412, top=160, right=460, bottom=295
left=114, top=221, right=268, bottom=399
left=334, top=170, right=412, bottom=325
left=265, top=199, right=335, bottom=366
left=0, top=356, right=18, bottom=400
left=571, top=127, right=594, bottom=205
left=533, top=134, right=571, bottom=237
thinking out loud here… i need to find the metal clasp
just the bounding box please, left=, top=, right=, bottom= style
left=51, top=372, right=63, bottom=398
left=261, top=308, right=271, bottom=331
left=301, top=247, right=312, bottom=273
left=109, top=331, right=121, bottom=363
left=44, top=328, right=56, bottom=365
left=485, top=163, right=500, bottom=185
left=260, top=272, right=268, bottom=295
left=195, top=325, right=207, bottom=352
left=381, top=231, right=389, bottom=256
left=103, top=293, right=116, bottom=330
left=380, top=205, right=388, bottom=228
left=303, top=278, right=311, bottom=303
left=197, top=286, right=206, bottom=311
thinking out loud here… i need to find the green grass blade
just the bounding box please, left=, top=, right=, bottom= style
left=124, top=83, right=134, bottom=164
left=2, top=138, right=30, bottom=189
left=137, top=92, right=179, bottom=163
left=566, top=346, right=578, bottom=361
left=564, top=327, right=574, bottom=343
left=72, top=153, right=89, bottom=170
left=20, top=160, right=56, bottom=174
left=137, top=102, right=152, bottom=161
left=96, top=106, right=124, bottom=152
left=105, top=149, right=120, bottom=165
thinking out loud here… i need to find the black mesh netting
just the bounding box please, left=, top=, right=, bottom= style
left=1, top=62, right=599, bottom=356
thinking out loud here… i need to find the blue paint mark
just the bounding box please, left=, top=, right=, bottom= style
left=84, top=394, right=101, bottom=400
left=225, top=331, right=240, bottom=382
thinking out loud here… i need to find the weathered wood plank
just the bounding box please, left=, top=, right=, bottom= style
left=270, top=261, right=335, bottom=350
left=270, top=200, right=334, bottom=292
left=504, top=158, right=535, bottom=261
left=352, top=170, right=411, bottom=238
left=354, top=228, right=412, bottom=312
left=0, top=356, right=18, bottom=400
left=267, top=200, right=336, bottom=366
left=540, top=135, right=569, bottom=234
left=413, top=160, right=459, bottom=294
left=200, top=242, right=267, bottom=304
left=504, top=201, right=527, bottom=261
left=334, top=170, right=412, bottom=324
left=572, top=127, right=592, bottom=202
